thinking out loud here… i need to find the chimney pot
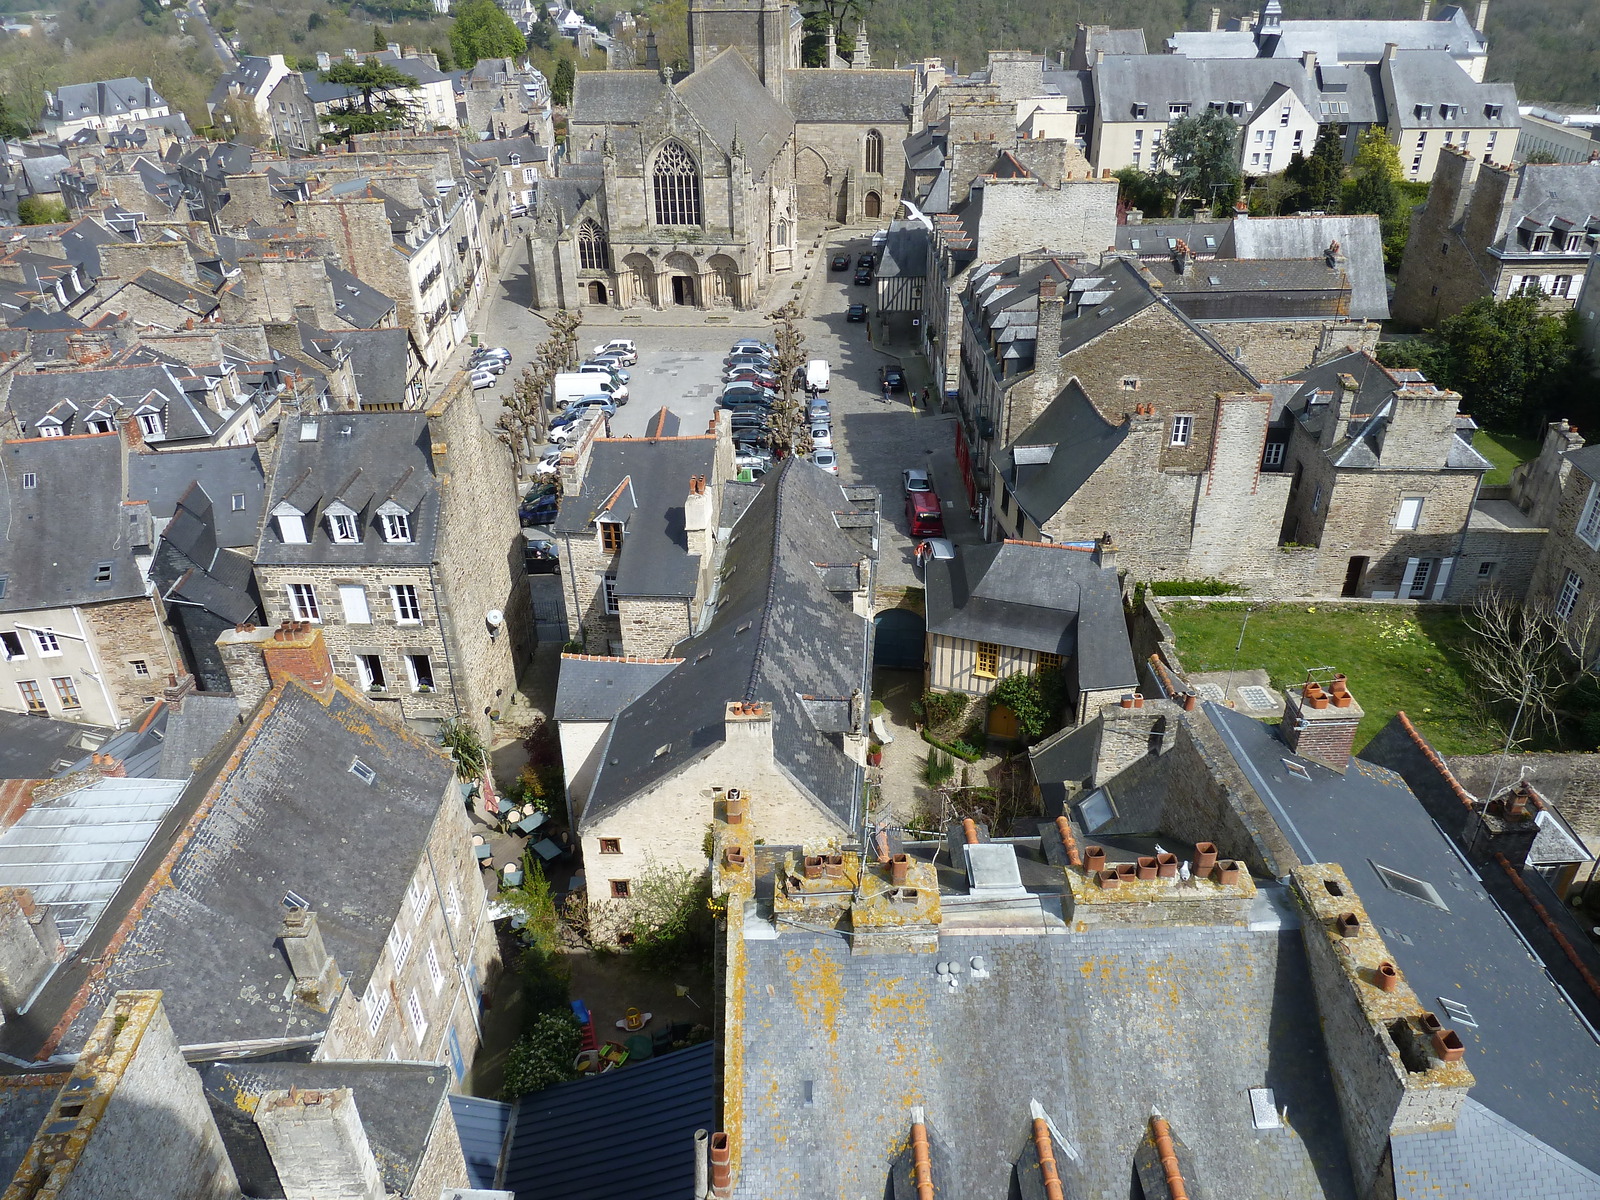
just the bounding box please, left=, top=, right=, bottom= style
left=1193, top=842, right=1218, bottom=872
left=962, top=817, right=980, bottom=844
left=1084, top=845, right=1107, bottom=873
left=1375, top=961, right=1400, bottom=991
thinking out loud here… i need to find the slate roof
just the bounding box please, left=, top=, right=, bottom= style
left=1221, top=213, right=1391, bottom=319
left=581, top=458, right=875, bottom=831
left=1383, top=49, right=1518, bottom=134
left=1489, top=161, right=1600, bottom=254
left=43, top=78, right=166, bottom=124
left=0, top=710, right=112, bottom=780
left=503, top=1043, right=715, bottom=1200
left=1167, top=6, right=1484, bottom=65
left=206, top=56, right=285, bottom=105
left=37, top=680, right=454, bottom=1056
left=326, top=265, right=397, bottom=329
left=570, top=71, right=667, bottom=127
left=788, top=69, right=915, bottom=124
left=924, top=541, right=1136, bottom=692
left=199, top=1060, right=453, bottom=1198
left=0, top=1074, right=69, bottom=1186
left=126, top=444, right=266, bottom=549
left=153, top=485, right=262, bottom=691
left=449, top=1094, right=511, bottom=1191
left=671, top=50, right=795, bottom=177
left=1203, top=700, right=1600, bottom=1179
left=877, top=221, right=928, bottom=279
left=1094, top=53, right=1386, bottom=128
left=1115, top=219, right=1230, bottom=255
left=554, top=655, right=682, bottom=722
left=336, top=328, right=413, bottom=407
left=6, top=362, right=230, bottom=445
left=551, top=431, right=715, bottom=600
left=1000, top=380, right=1130, bottom=525
left=156, top=692, right=244, bottom=779
left=0, top=433, right=150, bottom=612
left=734, top=915, right=1353, bottom=1199
left=255, top=412, right=440, bottom=567
left=1028, top=719, right=1099, bottom=813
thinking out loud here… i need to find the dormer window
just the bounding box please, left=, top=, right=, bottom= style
left=38, top=421, right=63, bottom=437
left=1415, top=104, right=1432, bottom=120
left=330, top=512, right=359, bottom=543
left=1567, top=234, right=1587, bottom=252
left=275, top=511, right=310, bottom=544
left=137, top=411, right=163, bottom=439
left=599, top=520, right=623, bottom=553
left=1532, top=232, right=1550, bottom=252
left=1484, top=102, right=1503, bottom=119
left=1133, top=102, right=1148, bottom=118
left=380, top=513, right=412, bottom=543
left=86, top=413, right=114, bottom=433
left=1168, top=103, right=1189, bottom=119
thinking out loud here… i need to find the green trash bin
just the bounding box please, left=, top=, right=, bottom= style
left=624, top=1033, right=654, bottom=1062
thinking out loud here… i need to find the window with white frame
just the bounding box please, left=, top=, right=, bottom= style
left=381, top=513, right=412, bottom=543
left=405, top=654, right=435, bottom=692
left=287, top=583, right=321, bottom=622
left=406, top=988, right=428, bottom=1040
left=1557, top=570, right=1585, bottom=619
left=33, top=630, right=62, bottom=656
left=276, top=512, right=309, bottom=544
left=1168, top=103, right=1188, bottom=119
left=339, top=584, right=372, bottom=624
left=1395, top=496, right=1424, bottom=530
left=390, top=926, right=414, bottom=968
left=425, top=945, right=445, bottom=994
left=603, top=574, right=619, bottom=615
left=1169, top=415, right=1193, bottom=447
left=364, top=984, right=390, bottom=1034
left=136, top=411, right=163, bottom=438
left=445, top=883, right=461, bottom=925
left=1578, top=484, right=1600, bottom=548
left=1263, top=442, right=1285, bottom=468
left=356, top=654, right=385, bottom=691
left=1409, top=559, right=1434, bottom=597
left=409, top=876, right=429, bottom=919
left=391, top=584, right=423, bottom=625
left=329, top=512, right=359, bottom=543
left=1555, top=275, right=1574, bottom=298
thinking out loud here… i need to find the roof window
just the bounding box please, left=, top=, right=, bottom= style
left=350, top=758, right=377, bottom=784
left=21, top=472, right=35, bottom=489
left=1371, top=861, right=1449, bottom=910
left=1282, top=759, right=1311, bottom=781
left=1438, top=997, right=1477, bottom=1027
left=93, top=561, right=113, bottom=583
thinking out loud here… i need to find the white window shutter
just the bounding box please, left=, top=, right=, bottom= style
left=1399, top=558, right=1421, bottom=596
left=1430, top=557, right=1454, bottom=600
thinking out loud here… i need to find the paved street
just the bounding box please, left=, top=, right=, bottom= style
left=464, top=225, right=985, bottom=590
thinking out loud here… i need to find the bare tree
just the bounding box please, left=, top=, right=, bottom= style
left=765, top=300, right=811, bottom=458
left=1461, top=587, right=1599, bottom=743
left=495, top=308, right=583, bottom=481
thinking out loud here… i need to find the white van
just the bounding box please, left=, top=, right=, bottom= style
left=804, top=359, right=830, bottom=393
left=553, top=371, right=627, bottom=407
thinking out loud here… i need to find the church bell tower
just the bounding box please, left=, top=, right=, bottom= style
left=687, top=0, right=791, bottom=103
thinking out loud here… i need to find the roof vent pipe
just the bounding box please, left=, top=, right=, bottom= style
left=694, top=1129, right=709, bottom=1200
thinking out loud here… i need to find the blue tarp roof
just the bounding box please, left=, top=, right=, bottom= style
left=502, top=1042, right=716, bottom=1199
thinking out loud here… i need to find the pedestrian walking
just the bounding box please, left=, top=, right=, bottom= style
left=921, top=387, right=931, bottom=409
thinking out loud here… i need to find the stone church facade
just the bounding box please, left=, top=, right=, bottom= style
left=527, top=0, right=919, bottom=312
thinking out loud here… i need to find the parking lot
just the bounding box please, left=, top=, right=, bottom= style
left=471, top=229, right=985, bottom=590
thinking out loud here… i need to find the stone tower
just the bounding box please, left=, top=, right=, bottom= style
left=687, top=0, right=790, bottom=102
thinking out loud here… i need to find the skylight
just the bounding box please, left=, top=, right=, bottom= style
left=1283, top=759, right=1312, bottom=781
left=349, top=758, right=377, bottom=785
left=1439, top=997, right=1477, bottom=1027
left=1371, top=862, right=1449, bottom=910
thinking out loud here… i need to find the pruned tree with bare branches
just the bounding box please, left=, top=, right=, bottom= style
left=495, top=308, right=582, bottom=480
left=766, top=300, right=812, bottom=459
left=1461, top=587, right=1599, bottom=743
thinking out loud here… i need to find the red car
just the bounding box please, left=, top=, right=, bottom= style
left=905, top=489, right=944, bottom=538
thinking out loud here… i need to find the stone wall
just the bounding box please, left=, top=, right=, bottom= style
left=792, top=114, right=908, bottom=224
left=37, top=992, right=241, bottom=1200
left=1192, top=318, right=1380, bottom=382
left=426, top=376, right=528, bottom=735
left=407, top=1094, right=473, bottom=1197
left=615, top=596, right=693, bottom=657
left=82, top=597, right=183, bottom=722
left=1446, top=752, right=1600, bottom=861
left=1525, top=457, right=1600, bottom=618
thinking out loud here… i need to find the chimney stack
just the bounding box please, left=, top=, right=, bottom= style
left=279, top=909, right=342, bottom=1010
left=1171, top=239, right=1191, bottom=275
left=1462, top=779, right=1542, bottom=867
left=0, top=887, right=63, bottom=1014
left=1209, top=5, right=1221, bottom=30
left=255, top=1088, right=384, bottom=1200
left=216, top=622, right=336, bottom=714
left=1032, top=275, right=1067, bottom=403
left=1094, top=531, right=1117, bottom=570
left=1280, top=674, right=1363, bottom=771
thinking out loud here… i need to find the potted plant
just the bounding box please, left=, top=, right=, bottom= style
left=867, top=742, right=883, bottom=766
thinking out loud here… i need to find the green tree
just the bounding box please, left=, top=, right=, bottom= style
left=319, top=59, right=418, bottom=139
left=1429, top=295, right=1581, bottom=431
left=450, top=0, right=526, bottom=69
left=1283, top=124, right=1343, bottom=212
left=1113, top=165, right=1168, bottom=219
left=17, top=196, right=69, bottom=225
left=0, top=96, right=30, bottom=140
left=1155, top=109, right=1239, bottom=216
left=373, top=24, right=386, bottom=50
left=551, top=57, right=575, bottom=105
left=1350, top=127, right=1402, bottom=184
left=527, top=19, right=553, bottom=50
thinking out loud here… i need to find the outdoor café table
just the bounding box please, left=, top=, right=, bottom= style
left=530, top=838, right=562, bottom=862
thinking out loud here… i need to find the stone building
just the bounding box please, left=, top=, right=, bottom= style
left=1270, top=349, right=1498, bottom=598
left=1507, top=422, right=1600, bottom=638
left=528, top=0, right=918, bottom=312
left=205, top=55, right=321, bottom=154
left=0, top=431, right=177, bottom=728
left=1392, top=148, right=1600, bottom=329
left=562, top=459, right=878, bottom=920
left=0, top=631, right=496, bottom=1089
left=41, top=77, right=171, bottom=140
left=252, top=377, right=527, bottom=736
left=551, top=407, right=734, bottom=655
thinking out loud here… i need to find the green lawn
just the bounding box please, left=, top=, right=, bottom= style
left=1161, top=602, right=1503, bottom=755
left=1474, top=430, right=1541, bottom=487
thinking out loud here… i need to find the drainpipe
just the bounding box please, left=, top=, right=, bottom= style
left=72, top=606, right=122, bottom=728
left=427, top=561, right=465, bottom=720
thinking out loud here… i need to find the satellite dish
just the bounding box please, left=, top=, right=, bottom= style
left=485, top=609, right=505, bottom=629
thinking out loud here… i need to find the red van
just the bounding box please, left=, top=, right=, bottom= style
left=905, top=489, right=945, bottom=538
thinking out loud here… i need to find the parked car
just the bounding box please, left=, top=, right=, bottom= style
left=847, top=303, right=867, bottom=322
left=883, top=367, right=905, bottom=392
left=551, top=399, right=616, bottom=427
left=853, top=267, right=872, bottom=286
left=520, top=494, right=560, bottom=526
left=812, top=450, right=839, bottom=475
left=730, top=337, right=772, bottom=357
left=473, top=346, right=511, bottom=363
left=830, top=253, right=850, bottom=271
left=725, top=353, right=774, bottom=371
left=804, top=359, right=830, bottom=392
left=470, top=369, right=497, bottom=390
left=914, top=538, right=955, bottom=569
left=723, top=370, right=778, bottom=389
left=471, top=357, right=508, bottom=374
left=579, top=361, right=630, bottom=384
left=857, top=252, right=875, bottom=269
left=592, top=339, right=637, bottom=365
left=532, top=446, right=563, bottom=475
left=905, top=488, right=944, bottom=537
left=902, top=468, right=932, bottom=494
left=808, top=399, right=831, bottom=423
left=722, top=383, right=774, bottom=401
left=809, top=424, right=833, bottom=450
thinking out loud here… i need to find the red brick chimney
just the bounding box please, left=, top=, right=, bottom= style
left=262, top=622, right=335, bottom=693
left=1280, top=674, right=1364, bottom=771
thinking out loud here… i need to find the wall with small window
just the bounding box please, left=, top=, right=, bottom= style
left=926, top=632, right=1069, bottom=698
left=0, top=599, right=173, bottom=727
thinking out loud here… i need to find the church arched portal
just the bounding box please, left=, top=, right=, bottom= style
left=864, top=191, right=881, bottom=219
left=588, top=281, right=609, bottom=304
